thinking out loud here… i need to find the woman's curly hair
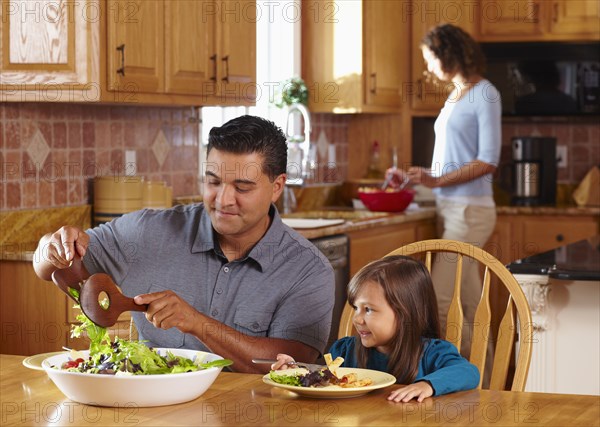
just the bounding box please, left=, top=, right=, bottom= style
left=421, top=23, right=485, bottom=79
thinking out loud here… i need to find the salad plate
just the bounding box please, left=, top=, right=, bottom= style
left=23, top=351, right=68, bottom=371
left=263, top=367, right=396, bottom=398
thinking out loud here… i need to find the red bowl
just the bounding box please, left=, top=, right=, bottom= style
left=358, top=189, right=416, bottom=213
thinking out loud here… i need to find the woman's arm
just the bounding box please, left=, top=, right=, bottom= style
left=407, top=160, right=497, bottom=188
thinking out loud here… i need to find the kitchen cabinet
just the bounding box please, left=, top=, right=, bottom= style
left=107, top=0, right=164, bottom=94
left=484, top=213, right=598, bottom=357
left=211, top=0, right=256, bottom=103
left=106, top=0, right=256, bottom=105
left=1, top=261, right=71, bottom=355
left=301, top=0, right=407, bottom=113
left=0, top=0, right=100, bottom=102
left=519, top=215, right=599, bottom=256
left=485, top=213, right=598, bottom=263
left=1, top=0, right=256, bottom=105
left=0, top=260, right=132, bottom=356
left=409, top=0, right=477, bottom=113
left=478, top=0, right=600, bottom=42
left=348, top=218, right=435, bottom=275
left=548, top=0, right=600, bottom=39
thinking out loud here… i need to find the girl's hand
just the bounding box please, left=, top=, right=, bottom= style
left=271, top=354, right=296, bottom=370
left=387, top=381, right=434, bottom=403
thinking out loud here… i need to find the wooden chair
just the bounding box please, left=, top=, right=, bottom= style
left=337, top=239, right=533, bottom=391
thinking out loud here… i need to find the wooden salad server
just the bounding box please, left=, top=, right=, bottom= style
left=79, top=273, right=148, bottom=328
left=51, top=257, right=90, bottom=302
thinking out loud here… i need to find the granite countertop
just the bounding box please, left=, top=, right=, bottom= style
left=1, top=205, right=91, bottom=262
left=2, top=202, right=597, bottom=262
left=496, top=205, right=600, bottom=216
left=286, top=207, right=437, bottom=240
left=507, top=236, right=600, bottom=281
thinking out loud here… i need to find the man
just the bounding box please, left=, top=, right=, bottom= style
left=33, top=115, right=334, bottom=373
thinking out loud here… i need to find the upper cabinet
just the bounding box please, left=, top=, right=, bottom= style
left=302, top=0, right=406, bottom=113
left=0, top=0, right=100, bottom=102
left=1, top=0, right=256, bottom=105
left=107, top=0, right=165, bottom=95
left=106, top=0, right=256, bottom=105
left=215, top=0, right=256, bottom=102
left=548, top=0, right=600, bottom=39
left=410, top=1, right=477, bottom=113
left=478, top=0, right=600, bottom=41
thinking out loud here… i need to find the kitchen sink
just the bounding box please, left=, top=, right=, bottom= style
left=281, top=210, right=391, bottom=221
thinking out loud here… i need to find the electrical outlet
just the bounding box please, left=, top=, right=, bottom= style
left=556, top=146, right=567, bottom=168
left=125, top=150, right=137, bottom=175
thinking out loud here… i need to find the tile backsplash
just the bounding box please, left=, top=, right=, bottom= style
left=1, top=104, right=200, bottom=211
left=3, top=102, right=595, bottom=212
left=0, top=106, right=350, bottom=212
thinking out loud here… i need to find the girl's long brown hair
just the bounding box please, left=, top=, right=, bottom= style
left=347, top=256, right=441, bottom=383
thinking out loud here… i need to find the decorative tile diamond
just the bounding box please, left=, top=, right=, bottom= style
left=26, top=128, right=50, bottom=167
left=152, top=129, right=170, bottom=167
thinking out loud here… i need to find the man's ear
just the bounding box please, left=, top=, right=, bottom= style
left=271, top=174, right=286, bottom=202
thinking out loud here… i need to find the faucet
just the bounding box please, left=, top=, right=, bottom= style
left=284, top=103, right=313, bottom=186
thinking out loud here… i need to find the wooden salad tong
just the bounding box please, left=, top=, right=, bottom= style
left=51, top=257, right=147, bottom=328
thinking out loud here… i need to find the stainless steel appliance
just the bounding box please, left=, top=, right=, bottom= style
left=311, top=234, right=349, bottom=350
left=511, top=137, right=557, bottom=206
left=481, top=42, right=600, bottom=116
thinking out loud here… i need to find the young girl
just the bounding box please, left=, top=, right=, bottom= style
left=272, top=255, right=480, bottom=402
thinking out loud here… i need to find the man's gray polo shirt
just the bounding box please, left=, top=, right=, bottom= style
left=83, top=203, right=335, bottom=354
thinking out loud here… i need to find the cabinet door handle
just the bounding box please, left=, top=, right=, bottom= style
left=210, top=54, right=217, bottom=81
left=552, top=2, right=559, bottom=23
left=417, top=78, right=423, bottom=100
left=116, top=44, right=125, bottom=76
left=370, top=72, right=377, bottom=94
left=556, top=233, right=564, bottom=242
left=221, top=55, right=230, bottom=83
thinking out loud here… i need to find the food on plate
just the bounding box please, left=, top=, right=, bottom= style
left=324, top=353, right=344, bottom=376
left=55, top=290, right=232, bottom=375
left=269, top=353, right=373, bottom=388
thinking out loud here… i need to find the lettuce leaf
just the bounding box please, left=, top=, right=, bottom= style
left=269, top=370, right=303, bottom=387
left=68, top=302, right=233, bottom=375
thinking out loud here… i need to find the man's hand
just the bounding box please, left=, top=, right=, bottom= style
left=387, top=381, right=434, bottom=403
left=134, top=290, right=199, bottom=333
left=33, top=226, right=90, bottom=280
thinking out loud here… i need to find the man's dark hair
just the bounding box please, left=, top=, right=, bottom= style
left=207, top=115, right=287, bottom=182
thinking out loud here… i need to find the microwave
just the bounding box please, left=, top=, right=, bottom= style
left=481, top=42, right=600, bottom=116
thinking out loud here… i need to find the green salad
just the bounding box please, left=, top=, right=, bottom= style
left=59, top=289, right=232, bottom=375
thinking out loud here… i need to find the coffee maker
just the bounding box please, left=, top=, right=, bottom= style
left=511, top=137, right=557, bottom=206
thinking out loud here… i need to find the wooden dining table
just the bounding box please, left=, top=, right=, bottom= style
left=1, top=354, right=598, bottom=426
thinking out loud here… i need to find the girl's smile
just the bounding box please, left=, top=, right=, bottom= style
left=352, top=280, right=397, bottom=354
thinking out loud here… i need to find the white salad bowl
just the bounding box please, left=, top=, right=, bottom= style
left=42, top=348, right=226, bottom=407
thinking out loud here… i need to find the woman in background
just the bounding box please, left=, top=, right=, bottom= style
left=388, top=23, right=501, bottom=367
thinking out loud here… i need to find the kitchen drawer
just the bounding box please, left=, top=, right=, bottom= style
left=349, top=223, right=416, bottom=276
left=521, top=216, right=599, bottom=256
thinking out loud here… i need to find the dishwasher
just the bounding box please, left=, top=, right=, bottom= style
left=310, top=234, right=350, bottom=351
